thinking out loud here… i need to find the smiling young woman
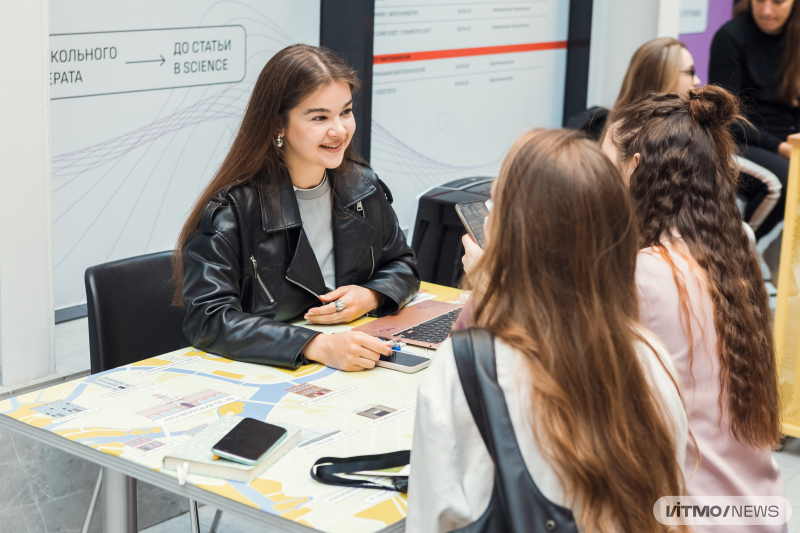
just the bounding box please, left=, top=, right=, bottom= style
left=172, top=44, right=420, bottom=372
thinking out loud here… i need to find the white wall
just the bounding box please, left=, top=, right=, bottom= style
left=0, top=0, right=56, bottom=386
left=587, top=0, right=681, bottom=109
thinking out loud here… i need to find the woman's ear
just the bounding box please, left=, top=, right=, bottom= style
left=632, top=153, right=641, bottom=170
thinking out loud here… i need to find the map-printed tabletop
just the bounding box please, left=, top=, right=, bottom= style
left=0, top=282, right=463, bottom=533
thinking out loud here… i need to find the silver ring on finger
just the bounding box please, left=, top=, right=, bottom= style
left=334, top=299, right=346, bottom=313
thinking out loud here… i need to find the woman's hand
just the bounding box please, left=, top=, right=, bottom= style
left=461, top=234, right=485, bottom=284
left=302, top=332, right=392, bottom=371
left=305, top=285, right=385, bottom=324
left=779, top=142, right=792, bottom=159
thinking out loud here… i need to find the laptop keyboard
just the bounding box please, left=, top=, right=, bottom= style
left=393, top=308, right=462, bottom=344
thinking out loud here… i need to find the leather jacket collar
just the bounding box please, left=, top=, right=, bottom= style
left=253, top=164, right=381, bottom=298
left=257, top=165, right=377, bottom=234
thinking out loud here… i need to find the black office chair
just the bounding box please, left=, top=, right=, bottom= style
left=84, top=251, right=218, bottom=533
left=85, top=251, right=190, bottom=373
left=411, top=177, right=494, bottom=287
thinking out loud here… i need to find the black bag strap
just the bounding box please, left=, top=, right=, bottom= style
left=451, top=329, right=498, bottom=456
left=311, top=450, right=410, bottom=493
left=451, top=328, right=579, bottom=533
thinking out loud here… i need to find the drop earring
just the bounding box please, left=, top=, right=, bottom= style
left=276, top=134, right=283, bottom=148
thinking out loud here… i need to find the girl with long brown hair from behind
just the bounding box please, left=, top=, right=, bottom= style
left=602, top=85, right=785, bottom=531
left=408, top=129, right=690, bottom=533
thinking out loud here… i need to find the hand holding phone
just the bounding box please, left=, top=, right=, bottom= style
left=455, top=201, right=490, bottom=249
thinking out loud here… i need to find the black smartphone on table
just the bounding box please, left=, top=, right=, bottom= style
left=211, top=418, right=287, bottom=466
left=455, top=200, right=490, bottom=249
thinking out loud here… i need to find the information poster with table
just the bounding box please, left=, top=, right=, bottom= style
left=0, top=283, right=462, bottom=532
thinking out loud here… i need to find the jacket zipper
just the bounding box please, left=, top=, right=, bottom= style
left=286, top=275, right=320, bottom=299
left=285, top=201, right=365, bottom=298
left=369, top=247, right=375, bottom=278
left=249, top=256, right=275, bottom=304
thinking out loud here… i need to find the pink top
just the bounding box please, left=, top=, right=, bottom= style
left=636, top=241, right=785, bottom=532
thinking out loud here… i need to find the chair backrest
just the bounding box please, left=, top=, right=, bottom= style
left=411, top=177, right=494, bottom=287
left=564, top=106, right=610, bottom=141
left=85, top=251, right=191, bottom=374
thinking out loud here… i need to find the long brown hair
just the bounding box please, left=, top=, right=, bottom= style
left=471, top=129, right=687, bottom=533
left=736, top=0, right=800, bottom=104
left=608, top=85, right=781, bottom=449
left=614, top=37, right=687, bottom=110
left=171, top=44, right=363, bottom=305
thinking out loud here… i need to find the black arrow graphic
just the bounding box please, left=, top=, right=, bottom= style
left=126, top=55, right=165, bottom=66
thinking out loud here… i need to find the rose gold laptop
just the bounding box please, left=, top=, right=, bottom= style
left=353, top=300, right=462, bottom=349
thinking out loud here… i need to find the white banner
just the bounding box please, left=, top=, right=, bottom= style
left=50, top=26, right=246, bottom=99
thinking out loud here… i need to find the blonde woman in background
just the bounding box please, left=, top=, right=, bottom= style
left=614, top=37, right=701, bottom=109
left=567, top=38, right=700, bottom=138
left=617, top=38, right=780, bottom=237
left=565, top=36, right=779, bottom=240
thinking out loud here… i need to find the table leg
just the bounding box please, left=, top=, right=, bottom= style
left=210, top=509, right=222, bottom=532
left=82, top=471, right=102, bottom=533
left=102, top=467, right=137, bottom=533
left=189, top=499, right=200, bottom=533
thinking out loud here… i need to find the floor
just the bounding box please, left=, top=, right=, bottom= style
left=777, top=441, right=800, bottom=532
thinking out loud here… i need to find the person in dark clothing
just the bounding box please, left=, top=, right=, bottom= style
left=709, top=0, right=800, bottom=239
left=173, top=45, right=420, bottom=372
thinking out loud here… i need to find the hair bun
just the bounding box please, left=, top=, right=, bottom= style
left=687, top=85, right=740, bottom=128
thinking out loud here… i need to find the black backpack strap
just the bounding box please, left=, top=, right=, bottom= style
left=451, top=328, right=579, bottom=533
left=451, top=329, right=497, bottom=456
left=311, top=451, right=410, bottom=493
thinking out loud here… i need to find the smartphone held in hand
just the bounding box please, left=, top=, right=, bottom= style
left=455, top=201, right=490, bottom=248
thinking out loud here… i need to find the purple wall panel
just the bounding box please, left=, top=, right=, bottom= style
left=680, top=0, right=735, bottom=85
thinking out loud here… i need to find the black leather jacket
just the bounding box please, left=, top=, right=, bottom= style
left=181, top=163, right=420, bottom=369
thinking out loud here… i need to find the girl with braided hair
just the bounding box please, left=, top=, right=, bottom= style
left=602, top=85, right=786, bottom=531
